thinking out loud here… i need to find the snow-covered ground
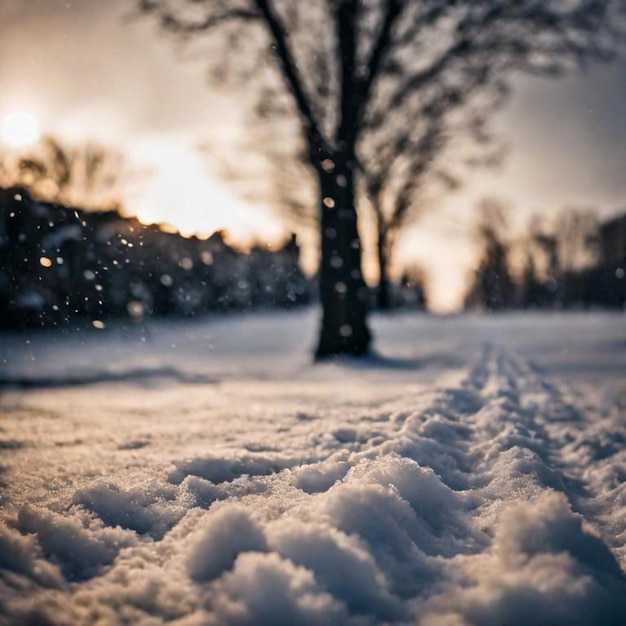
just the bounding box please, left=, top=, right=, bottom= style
left=1, top=311, right=625, bottom=625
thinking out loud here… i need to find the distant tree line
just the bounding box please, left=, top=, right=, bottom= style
left=465, top=202, right=626, bottom=311
left=0, top=187, right=314, bottom=329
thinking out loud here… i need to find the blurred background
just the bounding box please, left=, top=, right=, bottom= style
left=1, top=0, right=625, bottom=330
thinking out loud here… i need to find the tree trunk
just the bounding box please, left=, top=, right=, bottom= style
left=315, top=155, right=372, bottom=359
left=376, top=226, right=391, bottom=310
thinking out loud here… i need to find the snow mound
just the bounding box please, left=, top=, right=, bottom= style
left=72, top=481, right=183, bottom=539
left=204, top=552, right=349, bottom=626
left=17, top=505, right=136, bottom=582
left=269, top=519, right=402, bottom=620
left=495, top=492, right=624, bottom=578
left=188, top=505, right=268, bottom=583
left=423, top=493, right=626, bottom=626
left=169, top=454, right=292, bottom=485
left=0, top=523, right=64, bottom=588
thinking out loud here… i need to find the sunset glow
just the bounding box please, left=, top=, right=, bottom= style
left=127, top=137, right=287, bottom=246
left=0, top=110, right=41, bottom=149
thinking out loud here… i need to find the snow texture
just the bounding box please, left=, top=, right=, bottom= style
left=0, top=311, right=625, bottom=625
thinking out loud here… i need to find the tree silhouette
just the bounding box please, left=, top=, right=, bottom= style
left=0, top=136, right=123, bottom=211
left=465, top=199, right=514, bottom=310
left=361, top=70, right=506, bottom=309
left=527, top=208, right=598, bottom=306
left=138, top=0, right=624, bottom=356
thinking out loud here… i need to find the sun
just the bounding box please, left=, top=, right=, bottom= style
left=0, top=111, right=41, bottom=149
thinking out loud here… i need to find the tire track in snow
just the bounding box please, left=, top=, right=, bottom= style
left=2, top=344, right=626, bottom=625
left=337, top=342, right=625, bottom=570
left=445, top=344, right=626, bottom=568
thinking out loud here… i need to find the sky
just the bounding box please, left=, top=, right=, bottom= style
left=1, top=0, right=625, bottom=310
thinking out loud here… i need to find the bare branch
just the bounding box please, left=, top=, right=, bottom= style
left=137, top=0, right=259, bottom=33
left=357, top=0, right=405, bottom=116
left=254, top=0, right=330, bottom=156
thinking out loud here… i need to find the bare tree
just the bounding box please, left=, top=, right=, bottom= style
left=361, top=75, right=505, bottom=309
left=137, top=0, right=624, bottom=357
left=0, top=136, right=123, bottom=211
left=554, top=208, right=598, bottom=273
left=465, top=198, right=514, bottom=310
left=527, top=208, right=598, bottom=306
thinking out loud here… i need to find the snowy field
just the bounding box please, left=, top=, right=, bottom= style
left=1, top=311, right=625, bottom=625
